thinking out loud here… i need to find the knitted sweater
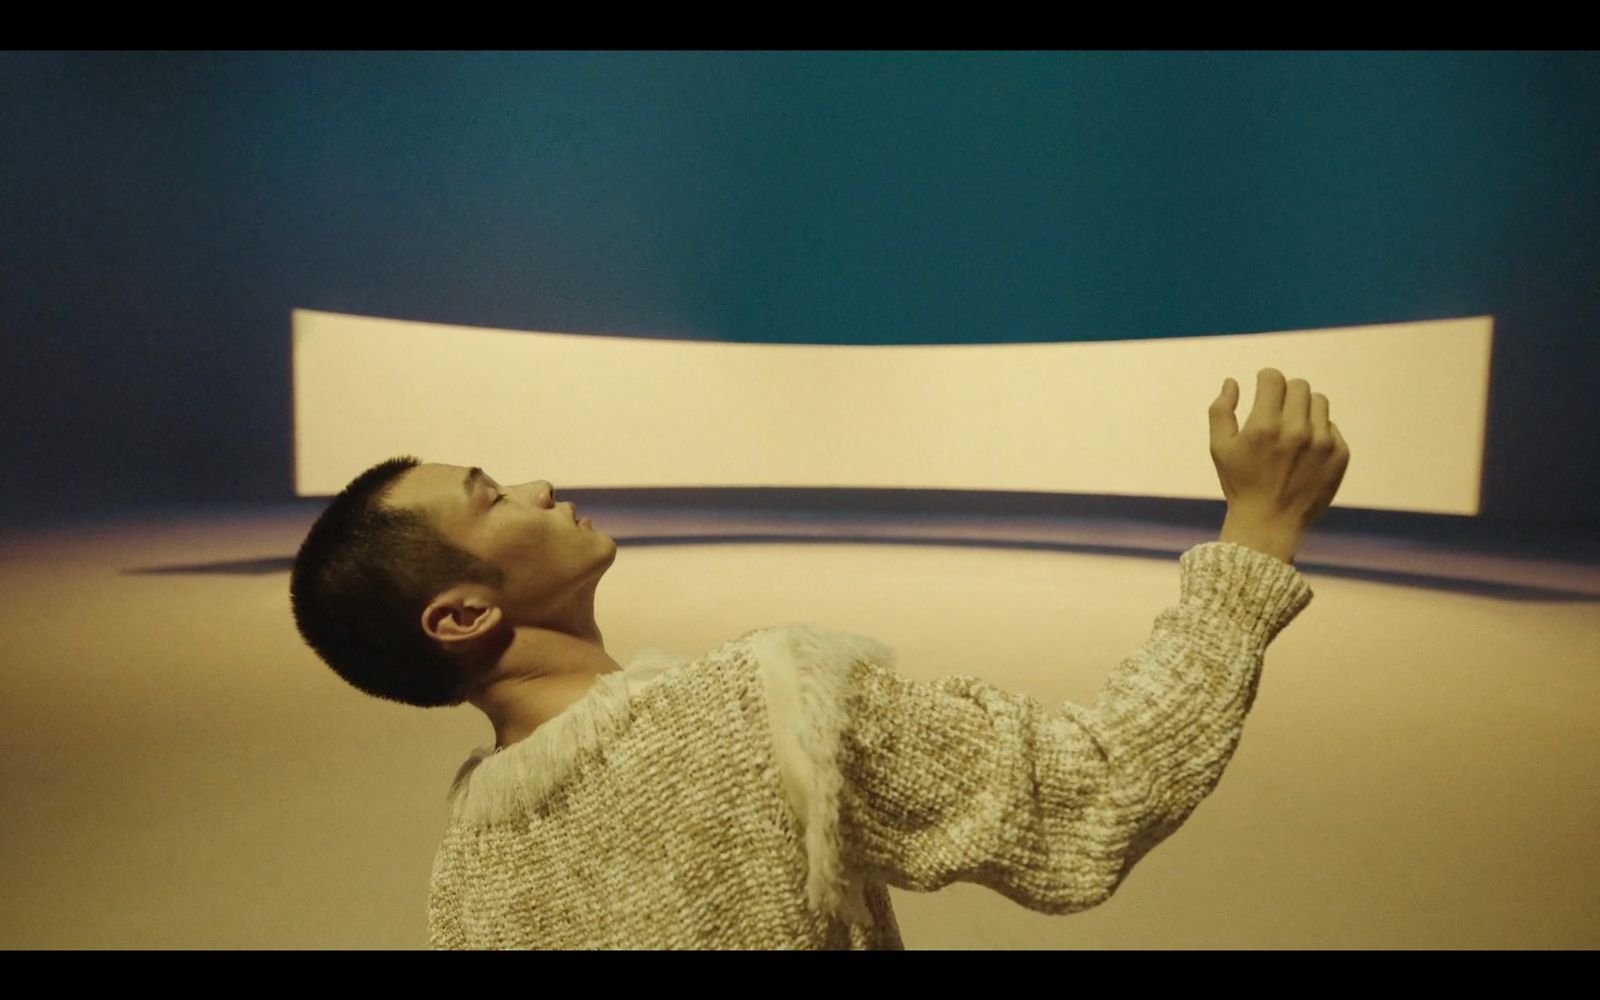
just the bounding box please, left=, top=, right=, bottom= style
left=426, top=540, right=1314, bottom=949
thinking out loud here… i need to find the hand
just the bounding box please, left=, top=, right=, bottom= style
left=1209, top=368, right=1351, bottom=531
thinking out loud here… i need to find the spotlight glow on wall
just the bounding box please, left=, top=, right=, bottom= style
left=293, top=309, right=1492, bottom=516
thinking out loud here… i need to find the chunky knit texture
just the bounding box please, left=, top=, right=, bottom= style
left=427, top=540, right=1314, bottom=949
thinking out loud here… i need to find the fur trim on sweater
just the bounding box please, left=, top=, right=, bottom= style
left=441, top=628, right=886, bottom=927
left=751, top=624, right=896, bottom=926
left=444, top=645, right=694, bottom=826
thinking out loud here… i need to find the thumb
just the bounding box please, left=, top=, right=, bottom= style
left=1210, top=377, right=1238, bottom=443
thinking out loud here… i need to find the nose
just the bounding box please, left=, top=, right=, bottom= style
left=513, top=481, right=558, bottom=508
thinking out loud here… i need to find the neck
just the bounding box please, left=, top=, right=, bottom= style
left=470, top=623, right=623, bottom=751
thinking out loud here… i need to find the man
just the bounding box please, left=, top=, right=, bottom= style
left=288, top=458, right=622, bottom=732
left=288, top=369, right=1343, bottom=949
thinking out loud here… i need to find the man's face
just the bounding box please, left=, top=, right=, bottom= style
left=381, top=462, right=617, bottom=628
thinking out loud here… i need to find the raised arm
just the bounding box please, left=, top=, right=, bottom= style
left=828, top=539, right=1312, bottom=913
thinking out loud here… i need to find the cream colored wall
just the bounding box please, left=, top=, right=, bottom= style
left=292, top=310, right=1494, bottom=516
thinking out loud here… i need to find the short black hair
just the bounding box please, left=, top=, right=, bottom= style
left=289, top=455, right=505, bottom=708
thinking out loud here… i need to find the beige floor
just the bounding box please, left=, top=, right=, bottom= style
left=1, top=502, right=1596, bottom=950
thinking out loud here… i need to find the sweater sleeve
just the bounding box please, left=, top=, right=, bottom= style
left=829, top=540, right=1314, bottom=915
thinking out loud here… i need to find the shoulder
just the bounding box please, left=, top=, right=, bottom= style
left=737, top=622, right=899, bottom=680
left=734, top=623, right=901, bottom=741
left=631, top=623, right=901, bottom=733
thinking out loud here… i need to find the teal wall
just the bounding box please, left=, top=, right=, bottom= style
left=2, top=52, right=1595, bottom=527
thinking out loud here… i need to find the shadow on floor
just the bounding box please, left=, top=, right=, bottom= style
left=120, top=532, right=1600, bottom=603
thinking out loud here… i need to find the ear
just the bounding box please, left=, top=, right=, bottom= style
left=420, top=588, right=505, bottom=649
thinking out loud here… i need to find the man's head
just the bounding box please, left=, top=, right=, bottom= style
left=289, top=456, right=617, bottom=708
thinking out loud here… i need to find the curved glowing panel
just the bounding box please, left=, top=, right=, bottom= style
left=293, top=309, right=1492, bottom=515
